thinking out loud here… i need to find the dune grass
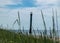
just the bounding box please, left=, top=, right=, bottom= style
left=0, top=28, right=59, bottom=43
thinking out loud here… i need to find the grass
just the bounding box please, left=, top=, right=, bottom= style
left=41, top=10, right=47, bottom=43
left=13, top=11, right=21, bottom=32
left=0, top=28, right=59, bottom=43
left=0, top=29, right=21, bottom=43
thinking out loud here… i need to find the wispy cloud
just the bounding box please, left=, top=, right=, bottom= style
left=0, top=0, right=13, bottom=7
left=35, top=0, right=57, bottom=5
left=0, top=0, right=22, bottom=8
left=35, top=0, right=58, bottom=8
left=0, top=0, right=35, bottom=9
left=5, top=0, right=35, bottom=9
left=0, top=0, right=59, bottom=9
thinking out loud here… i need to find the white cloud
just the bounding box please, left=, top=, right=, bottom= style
left=0, top=0, right=22, bottom=7
left=0, top=0, right=13, bottom=6
left=12, top=0, right=22, bottom=4
left=35, top=0, right=57, bottom=6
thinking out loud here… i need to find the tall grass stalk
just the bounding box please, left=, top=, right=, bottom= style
left=40, top=31, right=43, bottom=38
left=55, top=9, right=59, bottom=42
left=18, top=11, right=21, bottom=32
left=41, top=10, right=47, bottom=36
left=37, top=28, right=39, bottom=35
left=13, top=11, right=21, bottom=33
left=52, top=9, right=56, bottom=36
left=22, top=26, right=25, bottom=34
left=52, top=9, right=56, bottom=43
left=13, top=19, right=18, bottom=27
left=49, top=27, right=52, bottom=39
left=41, top=10, right=47, bottom=43
left=56, top=9, right=58, bottom=36
left=33, top=27, right=36, bottom=37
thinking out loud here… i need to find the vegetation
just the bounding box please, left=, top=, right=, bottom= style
left=0, top=29, right=59, bottom=43
left=0, top=8, right=59, bottom=43
left=13, top=11, right=21, bottom=32
left=41, top=10, right=47, bottom=43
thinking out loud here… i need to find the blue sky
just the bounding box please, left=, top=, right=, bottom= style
left=0, top=0, right=59, bottom=9
left=0, top=0, right=60, bottom=30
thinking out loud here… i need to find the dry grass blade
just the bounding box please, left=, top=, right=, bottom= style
left=41, top=10, right=47, bottom=36
left=13, top=19, right=18, bottom=27
left=12, top=11, right=21, bottom=32
left=55, top=9, right=59, bottom=42
left=52, top=9, right=56, bottom=35
left=49, top=27, right=52, bottom=39
left=17, top=11, right=21, bottom=32
left=18, top=11, right=20, bottom=26
left=55, top=9, right=58, bottom=33
left=41, top=10, right=47, bottom=43
left=52, top=8, right=57, bottom=43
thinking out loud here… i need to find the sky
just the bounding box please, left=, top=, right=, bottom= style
left=0, top=0, right=60, bottom=30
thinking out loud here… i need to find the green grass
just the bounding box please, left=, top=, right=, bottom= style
left=0, top=28, right=59, bottom=43
left=0, top=29, right=20, bottom=43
